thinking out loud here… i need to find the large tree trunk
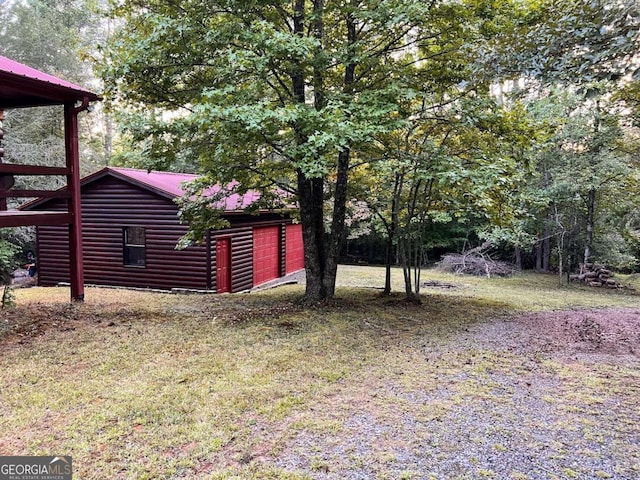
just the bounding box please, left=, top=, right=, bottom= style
left=292, top=0, right=325, bottom=301
left=323, top=148, right=350, bottom=296
left=315, top=10, right=355, bottom=299
left=298, top=156, right=350, bottom=301
left=293, top=2, right=354, bottom=301
left=298, top=172, right=328, bottom=300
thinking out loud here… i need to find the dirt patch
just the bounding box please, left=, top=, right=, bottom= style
left=0, top=303, right=82, bottom=345
left=470, top=308, right=640, bottom=357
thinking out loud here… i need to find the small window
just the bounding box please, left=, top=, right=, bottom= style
left=123, top=226, right=146, bottom=267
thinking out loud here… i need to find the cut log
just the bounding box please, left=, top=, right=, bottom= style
left=574, top=263, right=628, bottom=290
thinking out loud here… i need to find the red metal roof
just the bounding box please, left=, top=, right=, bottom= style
left=104, top=167, right=262, bottom=211
left=22, top=166, right=284, bottom=213
left=0, top=55, right=100, bottom=108
left=108, top=167, right=198, bottom=198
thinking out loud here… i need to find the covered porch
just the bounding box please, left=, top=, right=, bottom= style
left=0, top=55, right=99, bottom=301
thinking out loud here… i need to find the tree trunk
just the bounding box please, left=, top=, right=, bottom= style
left=536, top=235, right=543, bottom=271
left=397, top=178, right=425, bottom=303
left=539, top=165, right=552, bottom=272
left=400, top=238, right=413, bottom=298
left=557, top=240, right=564, bottom=284
left=554, top=206, right=565, bottom=285
left=292, top=0, right=327, bottom=301
left=584, top=100, right=601, bottom=266
left=322, top=148, right=350, bottom=296
left=383, top=173, right=402, bottom=295
left=543, top=226, right=551, bottom=271
left=294, top=2, right=354, bottom=301
left=584, top=188, right=596, bottom=265
left=515, top=245, right=522, bottom=270
left=384, top=243, right=392, bottom=295
left=104, top=113, right=113, bottom=165
left=298, top=172, right=327, bottom=301
left=317, top=10, right=356, bottom=298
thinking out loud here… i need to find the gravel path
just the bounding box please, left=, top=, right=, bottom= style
left=272, top=308, right=640, bottom=480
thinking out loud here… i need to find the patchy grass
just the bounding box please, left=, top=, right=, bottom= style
left=338, top=264, right=640, bottom=311
left=0, top=266, right=639, bottom=479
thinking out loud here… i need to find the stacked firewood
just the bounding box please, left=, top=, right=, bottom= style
left=569, top=263, right=622, bottom=289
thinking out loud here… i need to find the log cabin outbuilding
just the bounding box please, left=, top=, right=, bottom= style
left=23, top=167, right=304, bottom=292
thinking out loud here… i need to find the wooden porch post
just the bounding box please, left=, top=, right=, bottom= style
left=64, top=100, right=87, bottom=302
left=0, top=109, right=6, bottom=211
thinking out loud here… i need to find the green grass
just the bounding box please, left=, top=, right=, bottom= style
left=337, top=264, right=640, bottom=311
left=0, top=266, right=638, bottom=479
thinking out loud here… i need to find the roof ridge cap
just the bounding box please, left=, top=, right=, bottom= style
left=108, top=166, right=198, bottom=177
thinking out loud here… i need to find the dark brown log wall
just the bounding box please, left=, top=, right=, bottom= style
left=35, top=176, right=208, bottom=290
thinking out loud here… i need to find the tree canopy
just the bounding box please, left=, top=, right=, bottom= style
left=103, top=0, right=531, bottom=300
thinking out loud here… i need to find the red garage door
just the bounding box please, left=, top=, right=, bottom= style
left=253, top=226, right=280, bottom=286
left=286, top=224, right=305, bottom=274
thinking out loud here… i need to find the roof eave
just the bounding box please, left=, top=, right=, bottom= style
left=0, top=75, right=101, bottom=109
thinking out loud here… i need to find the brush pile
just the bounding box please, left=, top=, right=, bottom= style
left=438, top=242, right=517, bottom=278
left=569, top=263, right=623, bottom=289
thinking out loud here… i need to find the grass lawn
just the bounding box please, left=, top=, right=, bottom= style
left=1, top=266, right=639, bottom=479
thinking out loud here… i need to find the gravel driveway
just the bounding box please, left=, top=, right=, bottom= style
left=272, top=308, right=640, bottom=480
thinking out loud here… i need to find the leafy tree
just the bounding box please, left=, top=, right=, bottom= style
left=504, top=84, right=640, bottom=277
left=0, top=233, right=21, bottom=284
left=477, top=0, right=640, bottom=274
left=105, top=0, right=526, bottom=300
left=484, top=0, right=640, bottom=84
left=102, top=0, right=640, bottom=299
left=365, top=91, right=534, bottom=299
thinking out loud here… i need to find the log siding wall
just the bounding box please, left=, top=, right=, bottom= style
left=36, top=176, right=208, bottom=290
left=279, top=225, right=287, bottom=278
